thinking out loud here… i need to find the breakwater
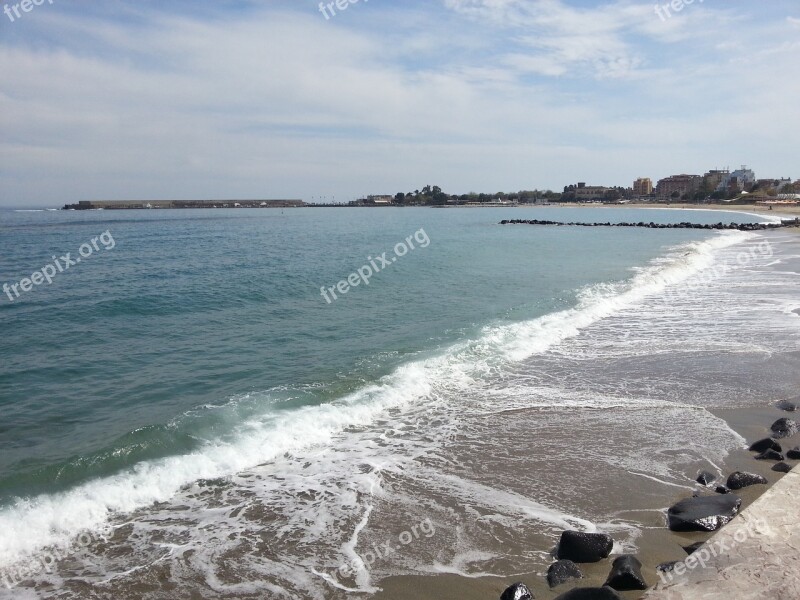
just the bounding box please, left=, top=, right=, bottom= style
left=500, top=218, right=800, bottom=231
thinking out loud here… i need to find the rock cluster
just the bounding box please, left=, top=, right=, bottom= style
left=496, top=392, right=800, bottom=599
left=500, top=218, right=800, bottom=231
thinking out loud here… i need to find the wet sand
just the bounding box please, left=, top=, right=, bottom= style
left=617, top=203, right=799, bottom=217
left=571, top=203, right=800, bottom=218
left=373, top=402, right=800, bottom=600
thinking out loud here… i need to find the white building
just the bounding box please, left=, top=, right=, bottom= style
left=717, top=166, right=756, bottom=192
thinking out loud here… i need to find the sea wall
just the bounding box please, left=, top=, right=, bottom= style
left=644, top=467, right=800, bottom=599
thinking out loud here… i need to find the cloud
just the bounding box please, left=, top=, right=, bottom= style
left=0, top=1, right=798, bottom=206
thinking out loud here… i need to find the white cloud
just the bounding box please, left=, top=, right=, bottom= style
left=0, top=1, right=797, bottom=206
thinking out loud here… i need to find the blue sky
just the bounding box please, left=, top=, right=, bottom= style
left=1, top=0, right=798, bottom=206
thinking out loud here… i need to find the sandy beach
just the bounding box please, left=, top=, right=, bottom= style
left=584, top=202, right=800, bottom=219
left=373, top=401, right=800, bottom=600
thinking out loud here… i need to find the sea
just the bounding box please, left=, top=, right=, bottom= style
left=0, top=206, right=799, bottom=599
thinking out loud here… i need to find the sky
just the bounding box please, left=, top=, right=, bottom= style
left=1, top=0, right=798, bottom=207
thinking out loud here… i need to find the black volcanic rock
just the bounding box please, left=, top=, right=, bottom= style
left=772, top=462, right=793, bottom=473
left=755, top=449, right=785, bottom=461
left=727, top=472, right=768, bottom=490
left=500, top=582, right=534, bottom=600
left=547, top=560, right=583, bottom=588
left=657, top=561, right=680, bottom=573
left=749, top=438, right=782, bottom=453
left=556, top=531, right=614, bottom=563
left=715, top=485, right=730, bottom=494
left=777, top=400, right=798, bottom=412
left=787, top=447, right=800, bottom=460
left=603, top=555, right=648, bottom=591
left=667, top=495, right=742, bottom=531
left=770, top=418, right=798, bottom=439
left=682, top=542, right=704, bottom=555
left=696, top=471, right=716, bottom=486
left=553, top=588, right=623, bottom=600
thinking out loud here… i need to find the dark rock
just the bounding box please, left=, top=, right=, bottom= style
left=772, top=462, right=793, bottom=473
left=777, top=400, right=797, bottom=412
left=603, top=555, right=648, bottom=591
left=667, top=495, right=742, bottom=531
left=787, top=447, right=800, bottom=460
left=553, top=588, right=623, bottom=600
left=657, top=561, right=680, bottom=573
left=696, top=471, right=716, bottom=486
left=727, top=472, right=768, bottom=490
left=547, top=560, right=583, bottom=589
left=749, top=438, right=782, bottom=453
left=770, top=418, right=798, bottom=439
left=755, top=449, right=785, bottom=461
left=556, top=531, right=613, bottom=563
left=500, top=582, right=534, bottom=600
left=715, top=485, right=730, bottom=494
left=682, top=542, right=704, bottom=555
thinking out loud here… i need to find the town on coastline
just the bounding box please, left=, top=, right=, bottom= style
left=61, top=166, right=800, bottom=210
left=349, top=166, right=799, bottom=208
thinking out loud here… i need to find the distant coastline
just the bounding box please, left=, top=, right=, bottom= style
left=52, top=199, right=800, bottom=217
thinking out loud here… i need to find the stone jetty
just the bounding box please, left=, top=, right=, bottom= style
left=499, top=218, right=800, bottom=231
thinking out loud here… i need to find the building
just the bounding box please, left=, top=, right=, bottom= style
left=755, top=178, right=794, bottom=192
left=655, top=174, right=702, bottom=200
left=633, top=178, right=653, bottom=197
left=702, top=170, right=729, bottom=193
left=573, top=182, right=610, bottom=201
left=718, top=166, right=756, bottom=193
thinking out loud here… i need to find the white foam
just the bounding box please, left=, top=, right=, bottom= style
left=489, top=231, right=754, bottom=362
left=0, top=229, right=758, bottom=575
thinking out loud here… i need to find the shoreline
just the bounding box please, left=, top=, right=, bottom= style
left=373, top=402, right=800, bottom=600
left=525, top=202, right=800, bottom=221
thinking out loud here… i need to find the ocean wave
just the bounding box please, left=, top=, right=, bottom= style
left=0, top=230, right=756, bottom=573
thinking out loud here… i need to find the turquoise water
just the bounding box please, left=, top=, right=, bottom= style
left=0, top=207, right=724, bottom=500
left=1, top=206, right=798, bottom=597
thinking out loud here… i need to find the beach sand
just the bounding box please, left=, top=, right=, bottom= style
left=586, top=203, right=800, bottom=219
left=509, top=202, right=799, bottom=220
left=372, top=402, right=800, bottom=600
